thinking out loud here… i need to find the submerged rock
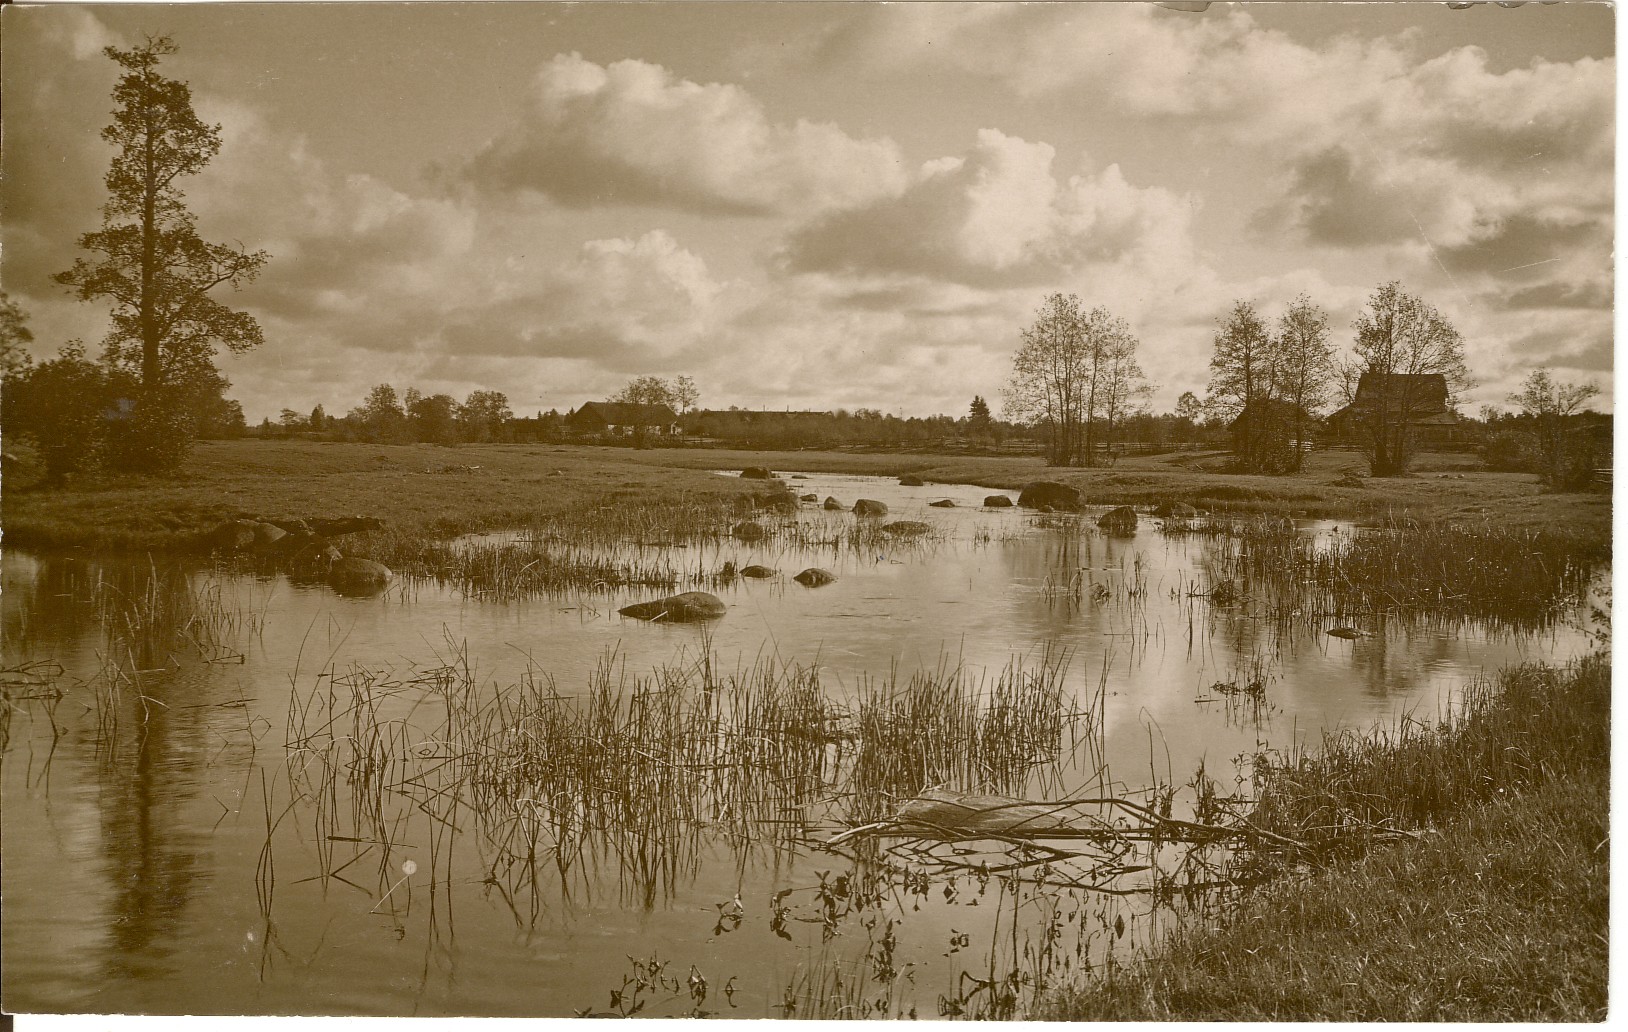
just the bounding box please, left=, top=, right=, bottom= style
left=739, top=466, right=775, bottom=480
left=1097, top=505, right=1138, bottom=535
left=823, top=497, right=843, bottom=511
left=1017, top=481, right=1085, bottom=511
left=899, top=473, right=926, bottom=486
left=1327, top=626, right=1364, bottom=640
left=881, top=520, right=931, bottom=536
left=740, top=565, right=777, bottom=578
left=928, top=499, right=955, bottom=508
left=793, top=568, right=837, bottom=587
left=984, top=495, right=1015, bottom=508
left=328, top=557, right=394, bottom=597
left=618, top=591, right=727, bottom=622
left=853, top=499, right=889, bottom=517
left=800, top=493, right=819, bottom=502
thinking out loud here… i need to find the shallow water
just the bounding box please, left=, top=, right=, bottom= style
left=1, top=470, right=1601, bottom=1017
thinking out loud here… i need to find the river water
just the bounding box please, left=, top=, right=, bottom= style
left=1, top=471, right=1600, bottom=1017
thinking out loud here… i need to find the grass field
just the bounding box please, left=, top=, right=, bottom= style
left=2, top=438, right=1609, bottom=551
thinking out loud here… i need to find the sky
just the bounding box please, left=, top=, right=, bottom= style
left=2, top=1, right=1615, bottom=422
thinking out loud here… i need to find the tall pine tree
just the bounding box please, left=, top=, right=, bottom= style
left=55, top=37, right=268, bottom=471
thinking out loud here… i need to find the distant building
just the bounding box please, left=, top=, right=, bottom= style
left=1226, top=398, right=1316, bottom=471
left=566, top=401, right=681, bottom=437
left=1327, top=372, right=1460, bottom=448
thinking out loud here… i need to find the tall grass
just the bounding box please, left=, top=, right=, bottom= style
left=1244, top=653, right=1609, bottom=857
left=1166, top=515, right=1602, bottom=626
left=277, top=641, right=1092, bottom=914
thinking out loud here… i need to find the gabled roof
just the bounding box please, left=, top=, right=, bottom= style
left=1331, top=372, right=1454, bottom=423
left=569, top=401, right=679, bottom=426
left=1226, top=398, right=1314, bottom=431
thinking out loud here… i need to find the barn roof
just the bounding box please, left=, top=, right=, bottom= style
left=569, top=401, right=679, bottom=425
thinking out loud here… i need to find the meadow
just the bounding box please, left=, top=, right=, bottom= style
left=3, top=437, right=1608, bottom=551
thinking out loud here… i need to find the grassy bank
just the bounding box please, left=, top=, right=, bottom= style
left=1, top=440, right=791, bottom=551
left=1039, top=654, right=1610, bottom=1021
left=2, top=438, right=1608, bottom=552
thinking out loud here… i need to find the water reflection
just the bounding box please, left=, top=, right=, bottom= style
left=0, top=470, right=1604, bottom=1018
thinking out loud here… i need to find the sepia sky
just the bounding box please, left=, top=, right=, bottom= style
left=2, top=1, right=1615, bottom=421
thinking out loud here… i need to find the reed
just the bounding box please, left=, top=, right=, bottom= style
left=1244, top=652, right=1608, bottom=857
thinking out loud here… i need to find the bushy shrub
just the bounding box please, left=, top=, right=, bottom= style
left=1480, top=430, right=1536, bottom=473
left=1, top=343, right=112, bottom=481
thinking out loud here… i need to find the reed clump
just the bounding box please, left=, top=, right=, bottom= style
left=279, top=642, right=1089, bottom=912
left=847, top=658, right=1074, bottom=823
left=1189, top=517, right=1602, bottom=620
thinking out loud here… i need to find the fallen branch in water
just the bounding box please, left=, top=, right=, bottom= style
left=828, top=788, right=1314, bottom=853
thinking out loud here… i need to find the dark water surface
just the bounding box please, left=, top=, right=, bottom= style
left=1, top=471, right=1600, bottom=1017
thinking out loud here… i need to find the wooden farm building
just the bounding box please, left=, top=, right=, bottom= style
left=1327, top=372, right=1461, bottom=448
left=565, top=401, right=681, bottom=437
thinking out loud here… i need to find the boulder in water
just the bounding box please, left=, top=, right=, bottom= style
left=739, top=467, right=775, bottom=480
left=800, top=493, right=819, bottom=502
left=823, top=497, right=843, bottom=511
left=1327, top=626, right=1363, bottom=640
left=1096, top=505, right=1138, bottom=535
left=329, top=557, right=394, bottom=597
left=619, top=591, right=727, bottom=622
left=984, top=495, right=1014, bottom=508
left=1017, top=481, right=1085, bottom=511
left=928, top=499, right=955, bottom=508
left=793, top=568, right=836, bottom=587
left=740, top=564, right=777, bottom=578
left=853, top=499, right=889, bottom=517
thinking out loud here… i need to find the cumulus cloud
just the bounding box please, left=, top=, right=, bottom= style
left=1263, top=48, right=1612, bottom=273
left=463, top=53, right=905, bottom=216
left=818, top=6, right=1611, bottom=290
left=806, top=5, right=1406, bottom=121
left=781, top=129, right=1195, bottom=287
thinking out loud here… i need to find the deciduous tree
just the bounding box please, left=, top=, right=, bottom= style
left=458, top=389, right=513, bottom=443
left=1005, top=294, right=1141, bottom=467
left=1510, top=367, right=1601, bottom=490
left=1350, top=282, right=1471, bottom=476
left=1207, top=300, right=1279, bottom=471
left=1273, top=294, right=1333, bottom=472
left=0, top=292, right=35, bottom=379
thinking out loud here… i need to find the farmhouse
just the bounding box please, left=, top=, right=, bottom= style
left=1327, top=372, right=1460, bottom=448
left=565, top=401, right=681, bottom=437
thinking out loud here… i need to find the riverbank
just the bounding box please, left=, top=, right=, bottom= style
left=1038, top=654, right=1610, bottom=1021
left=2, top=438, right=1608, bottom=552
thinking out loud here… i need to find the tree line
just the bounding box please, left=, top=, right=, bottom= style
left=1003, top=283, right=1602, bottom=482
